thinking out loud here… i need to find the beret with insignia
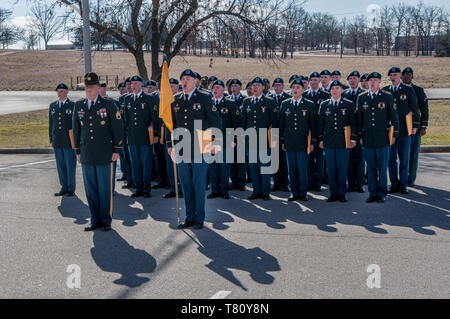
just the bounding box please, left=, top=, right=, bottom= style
left=347, top=71, right=361, bottom=80
left=251, top=77, right=264, bottom=85
left=320, top=70, right=331, bottom=76
left=84, top=72, right=100, bottom=85
left=272, top=77, right=284, bottom=86
left=245, top=82, right=252, bottom=89
left=298, top=75, right=309, bottom=82
left=263, top=78, right=270, bottom=84
left=289, top=74, right=299, bottom=83
left=331, top=70, right=341, bottom=76
left=117, top=82, right=126, bottom=89
left=329, top=80, right=344, bottom=89
left=231, top=79, right=242, bottom=86
left=146, top=80, right=157, bottom=87
left=367, top=72, right=382, bottom=80
left=388, top=67, right=402, bottom=75
left=124, top=77, right=132, bottom=83
left=180, top=69, right=195, bottom=80
left=208, top=75, right=218, bottom=83
left=56, top=83, right=68, bottom=91
left=361, top=73, right=369, bottom=81
left=194, top=72, right=202, bottom=80
left=290, top=79, right=305, bottom=89
left=212, top=80, right=225, bottom=88
left=169, top=78, right=179, bottom=85
left=310, top=72, right=320, bottom=79
left=402, top=67, right=413, bottom=74
left=131, top=75, right=143, bottom=82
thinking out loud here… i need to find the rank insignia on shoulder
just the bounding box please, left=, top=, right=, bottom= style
left=116, top=111, right=121, bottom=120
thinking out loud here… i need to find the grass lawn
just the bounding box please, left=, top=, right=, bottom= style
left=0, top=101, right=448, bottom=148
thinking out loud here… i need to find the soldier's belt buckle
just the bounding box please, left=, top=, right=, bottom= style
left=400, top=94, right=407, bottom=100
left=378, top=102, right=385, bottom=109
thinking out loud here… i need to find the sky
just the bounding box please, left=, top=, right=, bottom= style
left=3, top=0, right=450, bottom=49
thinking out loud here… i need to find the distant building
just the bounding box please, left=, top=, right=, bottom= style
left=47, top=40, right=75, bottom=50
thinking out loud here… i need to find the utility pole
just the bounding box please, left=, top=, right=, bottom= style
left=82, top=0, right=92, bottom=73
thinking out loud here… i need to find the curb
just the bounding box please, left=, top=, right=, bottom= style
left=0, top=146, right=449, bottom=154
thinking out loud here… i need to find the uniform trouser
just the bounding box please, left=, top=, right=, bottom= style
left=230, top=146, right=246, bottom=188
left=364, top=146, right=390, bottom=198
left=128, top=144, right=153, bottom=193
left=286, top=151, right=309, bottom=197
left=308, top=145, right=324, bottom=188
left=389, top=135, right=411, bottom=189
left=347, top=142, right=365, bottom=188
left=53, top=147, right=76, bottom=193
left=324, top=148, right=350, bottom=197
left=164, top=145, right=182, bottom=195
left=122, top=142, right=134, bottom=183
left=273, top=146, right=289, bottom=188
left=409, top=132, right=421, bottom=183
left=248, top=149, right=272, bottom=196
left=81, top=163, right=114, bottom=226
left=154, top=142, right=169, bottom=185
left=178, top=160, right=208, bottom=223
left=210, top=150, right=230, bottom=195
left=112, top=161, right=117, bottom=193
left=119, top=151, right=127, bottom=177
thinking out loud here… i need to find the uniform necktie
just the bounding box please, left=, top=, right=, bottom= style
left=185, top=94, right=189, bottom=102
left=294, top=101, right=298, bottom=107
left=58, top=102, right=62, bottom=108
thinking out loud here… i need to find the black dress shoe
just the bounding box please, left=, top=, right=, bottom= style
left=366, top=196, right=379, bottom=203
left=153, top=183, right=167, bottom=189
left=312, top=186, right=321, bottom=192
left=177, top=221, right=195, bottom=229
left=262, top=195, right=271, bottom=200
left=143, top=192, right=151, bottom=198
left=84, top=224, right=101, bottom=232
left=389, top=186, right=400, bottom=194
left=66, top=192, right=75, bottom=197
left=247, top=194, right=261, bottom=200
left=339, top=196, right=348, bottom=203
left=193, top=223, right=204, bottom=230
left=288, top=196, right=298, bottom=201
left=271, top=186, right=281, bottom=192
left=164, top=192, right=176, bottom=198
left=229, top=185, right=239, bottom=190
left=401, top=188, right=409, bottom=194
left=377, top=196, right=386, bottom=203
left=408, top=181, right=415, bottom=187
left=222, top=194, right=231, bottom=199
left=238, top=186, right=246, bottom=191
left=327, top=195, right=338, bottom=202
left=101, top=225, right=112, bottom=232
left=54, top=191, right=67, bottom=197
left=356, top=186, right=365, bottom=193
left=299, top=196, right=308, bottom=202
left=281, top=186, right=290, bottom=192
left=131, top=192, right=144, bottom=198
left=207, top=193, right=221, bottom=199
left=347, top=186, right=355, bottom=192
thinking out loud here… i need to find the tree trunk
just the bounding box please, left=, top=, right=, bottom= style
left=133, top=46, right=149, bottom=81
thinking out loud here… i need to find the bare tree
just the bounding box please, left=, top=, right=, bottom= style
left=27, top=1, right=64, bottom=50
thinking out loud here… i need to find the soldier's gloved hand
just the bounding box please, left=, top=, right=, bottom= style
left=319, top=141, right=324, bottom=149
left=281, top=144, right=286, bottom=152
left=112, top=153, right=119, bottom=162
left=412, top=128, right=418, bottom=135
left=420, top=128, right=427, bottom=136
left=77, top=154, right=81, bottom=163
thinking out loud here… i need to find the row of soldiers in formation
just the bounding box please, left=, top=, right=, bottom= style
left=49, top=66, right=428, bottom=231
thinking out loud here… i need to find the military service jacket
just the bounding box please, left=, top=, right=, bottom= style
left=356, top=90, right=399, bottom=149
left=72, top=95, right=124, bottom=165
left=382, top=83, right=420, bottom=137
left=279, top=97, right=317, bottom=152
left=318, top=98, right=357, bottom=149
left=49, top=99, right=75, bottom=149
left=411, top=83, right=429, bottom=128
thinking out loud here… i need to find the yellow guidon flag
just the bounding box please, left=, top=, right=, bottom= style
left=159, top=57, right=174, bottom=132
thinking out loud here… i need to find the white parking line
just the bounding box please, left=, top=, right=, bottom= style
left=0, top=159, right=55, bottom=171
left=209, top=290, right=231, bottom=299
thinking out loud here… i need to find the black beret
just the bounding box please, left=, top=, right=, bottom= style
left=263, top=78, right=270, bottom=84
left=226, top=79, right=232, bottom=86
left=130, top=75, right=143, bottom=82
left=180, top=69, right=195, bottom=79
left=320, top=70, right=331, bottom=76
left=56, top=83, right=68, bottom=91
left=84, top=72, right=100, bottom=85
left=388, top=67, right=402, bottom=75
left=124, top=77, right=132, bottom=83
left=310, top=72, right=320, bottom=78
left=289, top=75, right=299, bottom=82
left=141, top=82, right=146, bottom=87
left=245, top=82, right=252, bottom=89
left=347, top=70, right=361, bottom=80
left=329, top=80, right=345, bottom=89
left=169, top=78, right=179, bottom=85
left=212, top=80, right=225, bottom=88
left=290, top=79, right=305, bottom=89
left=272, top=77, right=284, bottom=85
left=208, top=75, right=218, bottom=83
left=367, top=72, right=382, bottom=80
left=331, top=70, right=341, bottom=76
left=179, top=84, right=183, bottom=89
left=230, top=79, right=242, bottom=86
left=194, top=72, right=201, bottom=80
left=361, top=73, right=369, bottom=80
left=298, top=75, right=309, bottom=82
left=402, top=67, right=413, bottom=74
left=117, top=82, right=126, bottom=89
left=146, top=80, right=157, bottom=87
left=251, top=77, right=264, bottom=85
left=100, top=82, right=107, bottom=88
